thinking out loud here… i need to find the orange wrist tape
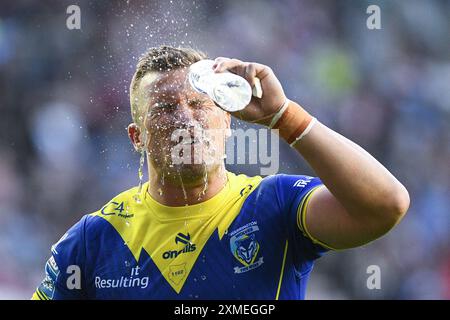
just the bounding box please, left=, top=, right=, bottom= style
left=272, top=100, right=313, bottom=144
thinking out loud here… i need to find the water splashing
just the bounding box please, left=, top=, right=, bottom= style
left=197, top=162, right=208, bottom=200
left=178, top=169, right=188, bottom=203
left=133, top=149, right=146, bottom=203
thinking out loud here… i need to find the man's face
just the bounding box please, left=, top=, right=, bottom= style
left=133, top=67, right=230, bottom=185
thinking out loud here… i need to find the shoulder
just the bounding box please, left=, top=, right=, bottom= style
left=227, top=171, right=263, bottom=188
left=248, top=173, right=317, bottom=188
left=227, top=172, right=320, bottom=201
left=243, top=173, right=322, bottom=210
left=248, top=173, right=318, bottom=194
left=82, top=184, right=143, bottom=234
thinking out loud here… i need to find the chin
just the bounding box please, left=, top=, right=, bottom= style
left=149, top=139, right=225, bottom=183
left=150, top=153, right=222, bottom=187
left=168, top=162, right=218, bottom=187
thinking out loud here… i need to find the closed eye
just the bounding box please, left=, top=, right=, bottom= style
left=149, top=102, right=177, bottom=115
left=155, top=102, right=177, bottom=109
left=188, top=98, right=210, bottom=108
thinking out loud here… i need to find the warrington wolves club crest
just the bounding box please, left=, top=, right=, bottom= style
left=229, top=221, right=264, bottom=274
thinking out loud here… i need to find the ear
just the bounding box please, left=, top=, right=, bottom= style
left=127, top=123, right=144, bottom=151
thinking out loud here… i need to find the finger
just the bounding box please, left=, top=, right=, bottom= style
left=213, top=58, right=271, bottom=79
left=244, top=63, right=257, bottom=87
left=212, top=57, right=230, bottom=70
left=213, top=59, right=267, bottom=98
left=213, top=58, right=245, bottom=73
left=250, top=62, right=273, bottom=81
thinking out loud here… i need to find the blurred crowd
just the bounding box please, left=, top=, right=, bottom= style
left=0, top=0, right=449, bottom=299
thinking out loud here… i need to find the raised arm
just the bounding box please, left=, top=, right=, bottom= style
left=291, top=117, right=409, bottom=249
left=213, top=57, right=409, bottom=249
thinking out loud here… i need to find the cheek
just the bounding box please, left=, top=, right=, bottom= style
left=146, top=113, right=184, bottom=139
left=193, top=108, right=227, bottom=129
left=194, top=109, right=228, bottom=147
left=145, top=120, right=171, bottom=151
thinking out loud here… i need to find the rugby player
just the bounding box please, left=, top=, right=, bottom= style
left=33, top=46, right=409, bottom=299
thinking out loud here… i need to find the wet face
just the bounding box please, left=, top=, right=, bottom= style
left=134, top=67, right=230, bottom=185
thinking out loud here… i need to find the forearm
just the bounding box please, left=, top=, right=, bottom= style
left=211, top=56, right=409, bottom=225
left=289, top=108, right=409, bottom=222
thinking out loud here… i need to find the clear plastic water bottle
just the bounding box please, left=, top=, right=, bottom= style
left=188, top=59, right=262, bottom=112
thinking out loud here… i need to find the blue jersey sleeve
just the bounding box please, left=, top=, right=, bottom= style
left=275, top=174, right=331, bottom=261
left=32, top=216, right=87, bottom=300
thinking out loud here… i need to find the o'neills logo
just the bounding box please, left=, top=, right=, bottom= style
left=162, top=233, right=196, bottom=260
left=95, top=266, right=149, bottom=289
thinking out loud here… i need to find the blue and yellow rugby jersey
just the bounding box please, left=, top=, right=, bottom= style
left=32, top=171, right=330, bottom=300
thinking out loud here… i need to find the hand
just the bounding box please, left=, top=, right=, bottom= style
left=213, top=57, right=287, bottom=126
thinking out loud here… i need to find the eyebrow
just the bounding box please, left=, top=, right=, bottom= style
left=188, top=97, right=208, bottom=103
left=149, top=102, right=175, bottom=110
left=147, top=96, right=211, bottom=113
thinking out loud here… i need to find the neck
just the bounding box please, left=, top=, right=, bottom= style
left=147, top=164, right=228, bottom=206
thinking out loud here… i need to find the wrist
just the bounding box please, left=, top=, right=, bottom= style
left=271, top=99, right=315, bottom=145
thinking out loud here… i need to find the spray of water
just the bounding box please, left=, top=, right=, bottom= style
left=178, top=169, right=189, bottom=203
left=175, top=166, right=191, bottom=236
left=197, top=161, right=208, bottom=201
left=133, top=148, right=146, bottom=203
left=118, top=0, right=213, bottom=298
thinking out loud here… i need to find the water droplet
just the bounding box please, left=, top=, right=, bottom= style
left=197, top=162, right=208, bottom=200
left=201, top=275, right=206, bottom=280
left=134, top=149, right=146, bottom=203
left=178, top=171, right=188, bottom=202
left=133, top=194, right=142, bottom=204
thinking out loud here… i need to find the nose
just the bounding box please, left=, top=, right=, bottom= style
left=155, top=103, right=206, bottom=135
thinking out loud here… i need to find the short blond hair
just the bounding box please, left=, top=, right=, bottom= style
left=129, top=45, right=207, bottom=127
